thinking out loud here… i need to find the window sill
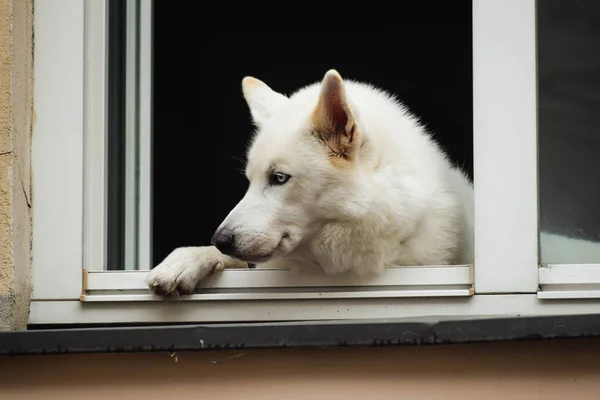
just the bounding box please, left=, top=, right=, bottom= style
left=2, top=314, right=600, bottom=355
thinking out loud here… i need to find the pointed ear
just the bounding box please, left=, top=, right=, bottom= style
left=242, top=77, right=288, bottom=127
left=312, top=70, right=357, bottom=161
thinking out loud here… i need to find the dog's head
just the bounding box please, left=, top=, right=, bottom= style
left=211, top=70, right=363, bottom=263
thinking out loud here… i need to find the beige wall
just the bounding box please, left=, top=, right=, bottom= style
left=1, top=338, right=600, bottom=399
left=0, top=0, right=34, bottom=331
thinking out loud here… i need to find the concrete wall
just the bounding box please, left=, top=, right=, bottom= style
left=1, top=339, right=600, bottom=399
left=0, top=0, right=34, bottom=331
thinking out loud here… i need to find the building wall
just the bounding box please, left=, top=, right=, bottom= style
left=0, top=0, right=33, bottom=331
left=1, top=339, right=600, bottom=399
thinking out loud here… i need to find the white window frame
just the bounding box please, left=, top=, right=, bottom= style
left=30, top=0, right=600, bottom=325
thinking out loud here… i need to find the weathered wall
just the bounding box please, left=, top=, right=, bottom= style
left=0, top=0, right=34, bottom=331
left=1, top=339, right=600, bottom=399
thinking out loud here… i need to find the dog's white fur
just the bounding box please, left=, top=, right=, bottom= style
left=148, top=69, right=473, bottom=294
left=148, top=69, right=597, bottom=295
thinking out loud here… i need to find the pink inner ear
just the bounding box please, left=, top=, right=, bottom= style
left=323, top=83, right=350, bottom=134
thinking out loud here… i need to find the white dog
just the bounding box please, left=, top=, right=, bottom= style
left=148, top=69, right=475, bottom=295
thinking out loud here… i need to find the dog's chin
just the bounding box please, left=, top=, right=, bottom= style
left=232, top=234, right=294, bottom=264
left=231, top=248, right=280, bottom=264
left=240, top=253, right=276, bottom=264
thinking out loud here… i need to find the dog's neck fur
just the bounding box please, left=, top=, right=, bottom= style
left=247, top=74, right=474, bottom=275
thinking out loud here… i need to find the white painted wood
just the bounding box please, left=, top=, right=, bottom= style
left=81, top=290, right=472, bottom=302
left=85, top=265, right=473, bottom=291
left=29, top=295, right=600, bottom=325
left=538, top=264, right=600, bottom=299
left=472, top=0, right=539, bottom=293
left=31, top=0, right=85, bottom=300
left=83, top=0, right=108, bottom=272
left=137, top=0, right=153, bottom=271
left=539, top=264, right=600, bottom=285
left=538, top=290, right=600, bottom=300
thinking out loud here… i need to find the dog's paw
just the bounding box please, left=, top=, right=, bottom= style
left=147, top=246, right=225, bottom=296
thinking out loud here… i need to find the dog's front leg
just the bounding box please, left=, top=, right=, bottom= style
left=147, top=246, right=248, bottom=295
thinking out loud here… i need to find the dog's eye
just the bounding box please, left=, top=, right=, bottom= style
left=269, top=172, right=291, bottom=186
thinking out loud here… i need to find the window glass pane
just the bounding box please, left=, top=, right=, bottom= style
left=106, top=0, right=152, bottom=270
left=538, top=0, right=600, bottom=264
left=106, top=0, right=127, bottom=270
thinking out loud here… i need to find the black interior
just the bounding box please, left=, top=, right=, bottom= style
left=151, top=1, right=474, bottom=265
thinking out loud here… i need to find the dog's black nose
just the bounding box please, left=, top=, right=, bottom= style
left=211, top=227, right=235, bottom=255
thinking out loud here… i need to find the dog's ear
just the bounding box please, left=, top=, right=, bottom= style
left=312, top=70, right=357, bottom=161
left=242, top=77, right=288, bottom=127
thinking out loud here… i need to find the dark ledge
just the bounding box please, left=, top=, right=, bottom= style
left=2, top=314, right=600, bottom=355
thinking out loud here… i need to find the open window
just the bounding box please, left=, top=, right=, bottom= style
left=30, top=0, right=600, bottom=326
left=82, top=0, right=475, bottom=304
